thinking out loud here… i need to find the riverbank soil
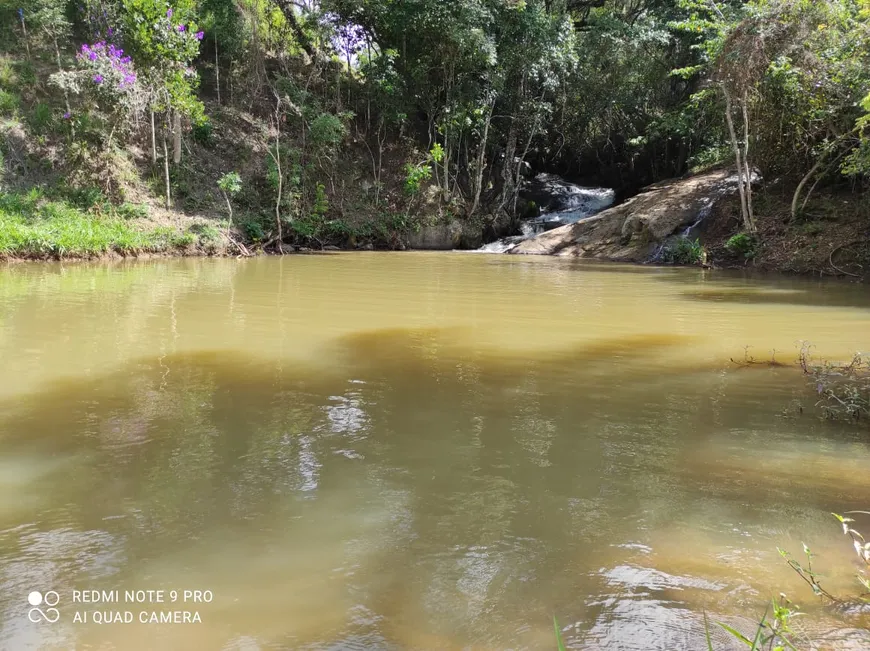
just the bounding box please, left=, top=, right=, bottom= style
left=702, top=189, right=870, bottom=279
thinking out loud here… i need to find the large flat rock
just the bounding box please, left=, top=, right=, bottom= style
left=510, top=169, right=739, bottom=260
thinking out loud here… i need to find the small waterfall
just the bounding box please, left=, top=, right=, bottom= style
left=651, top=198, right=716, bottom=263
left=682, top=199, right=714, bottom=239
left=478, top=178, right=615, bottom=253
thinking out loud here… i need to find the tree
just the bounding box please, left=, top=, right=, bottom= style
left=121, top=0, right=206, bottom=205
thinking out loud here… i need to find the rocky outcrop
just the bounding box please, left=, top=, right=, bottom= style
left=510, top=169, right=742, bottom=259
left=406, top=220, right=483, bottom=250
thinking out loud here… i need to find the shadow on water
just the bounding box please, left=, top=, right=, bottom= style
left=680, top=286, right=870, bottom=309
left=1, top=327, right=869, bottom=649
left=510, top=256, right=870, bottom=309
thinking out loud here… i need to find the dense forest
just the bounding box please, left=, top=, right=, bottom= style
left=0, top=0, right=869, bottom=261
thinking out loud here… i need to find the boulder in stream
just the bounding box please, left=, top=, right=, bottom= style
left=510, top=169, right=744, bottom=260
left=406, top=220, right=483, bottom=250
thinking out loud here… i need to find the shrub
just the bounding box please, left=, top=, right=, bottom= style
left=290, top=214, right=321, bottom=241
left=191, top=119, right=214, bottom=146
left=309, top=113, right=347, bottom=148
left=403, top=162, right=432, bottom=195
left=799, top=222, right=824, bottom=237
left=661, top=237, right=704, bottom=265
left=116, top=202, right=149, bottom=219
left=188, top=222, right=220, bottom=242
left=0, top=89, right=20, bottom=114
left=238, top=214, right=267, bottom=242
left=687, top=144, right=730, bottom=173
left=152, top=226, right=195, bottom=248
left=800, top=344, right=870, bottom=422
left=29, top=103, right=54, bottom=133
left=725, top=232, right=759, bottom=259
left=66, top=186, right=108, bottom=211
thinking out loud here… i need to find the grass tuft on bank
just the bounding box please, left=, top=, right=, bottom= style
left=0, top=190, right=214, bottom=259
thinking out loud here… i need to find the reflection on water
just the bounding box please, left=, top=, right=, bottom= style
left=0, top=254, right=869, bottom=650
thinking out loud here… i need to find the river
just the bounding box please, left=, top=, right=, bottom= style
left=1, top=253, right=869, bottom=650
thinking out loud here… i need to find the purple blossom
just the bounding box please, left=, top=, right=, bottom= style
left=77, top=40, right=137, bottom=92
left=178, top=24, right=185, bottom=32
left=195, top=31, right=204, bottom=40
left=63, top=111, right=71, bottom=119
left=166, top=8, right=173, bottom=18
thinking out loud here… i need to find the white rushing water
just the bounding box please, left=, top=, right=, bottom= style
left=479, top=177, right=615, bottom=253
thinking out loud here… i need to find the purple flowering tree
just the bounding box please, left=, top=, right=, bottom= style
left=121, top=1, right=205, bottom=207
left=49, top=38, right=144, bottom=149
left=76, top=42, right=138, bottom=93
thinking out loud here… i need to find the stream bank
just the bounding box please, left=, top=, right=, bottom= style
left=2, top=169, right=867, bottom=280
left=505, top=169, right=869, bottom=281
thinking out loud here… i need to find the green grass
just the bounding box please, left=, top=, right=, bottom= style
left=0, top=88, right=20, bottom=114
left=0, top=190, right=201, bottom=258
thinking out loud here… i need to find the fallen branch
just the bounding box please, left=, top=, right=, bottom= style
left=223, top=232, right=250, bottom=256
left=829, top=241, right=863, bottom=278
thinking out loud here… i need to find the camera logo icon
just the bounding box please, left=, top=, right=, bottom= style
left=27, top=591, right=60, bottom=623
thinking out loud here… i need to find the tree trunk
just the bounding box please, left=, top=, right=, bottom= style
left=214, top=38, right=221, bottom=105
left=150, top=109, right=157, bottom=164
left=500, top=118, right=518, bottom=214
left=740, top=91, right=754, bottom=228
left=52, top=35, right=72, bottom=132
left=19, top=14, right=30, bottom=59
left=791, top=158, right=823, bottom=221
left=272, top=97, right=284, bottom=254
left=163, top=130, right=171, bottom=209
left=172, top=111, right=182, bottom=165
left=470, top=101, right=494, bottom=217
left=274, top=0, right=316, bottom=59
left=723, top=87, right=753, bottom=233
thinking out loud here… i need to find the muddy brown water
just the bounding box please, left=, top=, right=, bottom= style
left=1, top=253, right=869, bottom=650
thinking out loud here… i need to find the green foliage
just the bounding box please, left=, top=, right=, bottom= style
left=0, top=57, right=15, bottom=89
left=354, top=210, right=410, bottom=246
left=238, top=213, right=266, bottom=242
left=191, top=118, right=214, bottom=146
left=308, top=113, right=346, bottom=149
left=688, top=145, right=731, bottom=174
left=116, top=202, right=149, bottom=219
left=429, top=142, right=444, bottom=164
left=711, top=596, right=802, bottom=651
left=288, top=214, right=319, bottom=241
left=151, top=224, right=196, bottom=247
left=0, top=191, right=178, bottom=257
left=120, top=0, right=205, bottom=123
left=553, top=616, right=567, bottom=651
left=0, top=89, right=20, bottom=114
left=403, top=161, right=432, bottom=195
left=798, top=222, right=823, bottom=237
left=661, top=237, right=704, bottom=265
left=187, top=221, right=221, bottom=249
left=28, top=102, right=53, bottom=132
left=725, top=233, right=759, bottom=259
left=64, top=185, right=109, bottom=211
left=217, top=171, right=241, bottom=195
left=311, top=183, right=328, bottom=218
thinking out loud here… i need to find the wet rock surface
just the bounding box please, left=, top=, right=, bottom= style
left=510, top=170, right=742, bottom=260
